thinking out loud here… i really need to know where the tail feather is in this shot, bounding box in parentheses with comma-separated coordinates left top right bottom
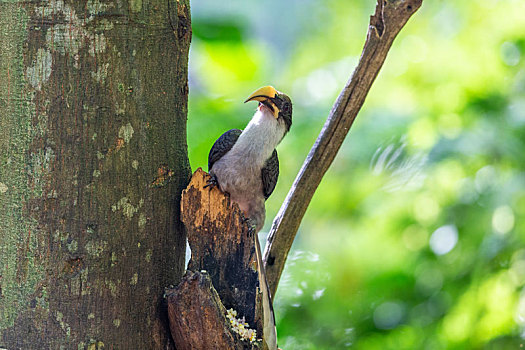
(254, 233, 278, 350)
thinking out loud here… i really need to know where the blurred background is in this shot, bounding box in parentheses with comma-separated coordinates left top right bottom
(187, 0, 525, 348)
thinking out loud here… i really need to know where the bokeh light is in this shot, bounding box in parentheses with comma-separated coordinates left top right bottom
(429, 225, 458, 256)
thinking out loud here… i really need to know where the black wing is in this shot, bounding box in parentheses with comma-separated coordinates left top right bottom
(261, 149, 279, 200)
(208, 129, 242, 171)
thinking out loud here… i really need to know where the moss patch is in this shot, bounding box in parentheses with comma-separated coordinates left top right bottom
(0, 4, 46, 330)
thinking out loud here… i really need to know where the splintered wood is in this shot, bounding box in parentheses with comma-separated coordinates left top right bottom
(166, 271, 245, 350)
(167, 168, 263, 349)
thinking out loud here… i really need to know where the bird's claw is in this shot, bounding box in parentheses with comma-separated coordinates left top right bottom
(204, 174, 219, 190)
(243, 217, 257, 234)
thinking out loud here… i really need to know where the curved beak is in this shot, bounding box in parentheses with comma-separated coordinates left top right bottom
(244, 86, 279, 118)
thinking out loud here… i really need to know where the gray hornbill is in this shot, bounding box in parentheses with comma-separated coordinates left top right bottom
(207, 85, 292, 232)
(206, 85, 292, 350)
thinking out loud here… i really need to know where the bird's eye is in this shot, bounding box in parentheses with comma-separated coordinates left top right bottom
(281, 102, 291, 114)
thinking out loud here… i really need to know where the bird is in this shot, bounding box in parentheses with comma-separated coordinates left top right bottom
(207, 85, 292, 232)
(206, 85, 292, 350)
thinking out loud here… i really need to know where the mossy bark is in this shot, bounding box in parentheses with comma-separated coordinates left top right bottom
(0, 0, 191, 348)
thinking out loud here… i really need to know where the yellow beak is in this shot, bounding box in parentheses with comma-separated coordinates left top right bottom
(244, 85, 279, 118)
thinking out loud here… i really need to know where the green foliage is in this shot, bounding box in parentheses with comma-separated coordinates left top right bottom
(189, 0, 525, 348)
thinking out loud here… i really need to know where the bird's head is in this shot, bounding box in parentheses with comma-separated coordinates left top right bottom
(244, 85, 292, 132)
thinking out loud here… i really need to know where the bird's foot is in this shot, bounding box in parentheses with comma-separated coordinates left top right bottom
(243, 217, 258, 234)
(204, 174, 219, 190)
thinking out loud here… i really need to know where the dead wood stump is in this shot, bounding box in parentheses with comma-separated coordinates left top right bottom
(166, 168, 263, 349)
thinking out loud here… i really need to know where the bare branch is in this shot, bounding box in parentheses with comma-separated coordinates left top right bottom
(263, 0, 424, 297)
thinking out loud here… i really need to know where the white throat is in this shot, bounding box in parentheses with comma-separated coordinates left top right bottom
(230, 108, 285, 166)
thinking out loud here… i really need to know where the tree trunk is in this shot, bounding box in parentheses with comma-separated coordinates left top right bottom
(0, 0, 191, 348)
